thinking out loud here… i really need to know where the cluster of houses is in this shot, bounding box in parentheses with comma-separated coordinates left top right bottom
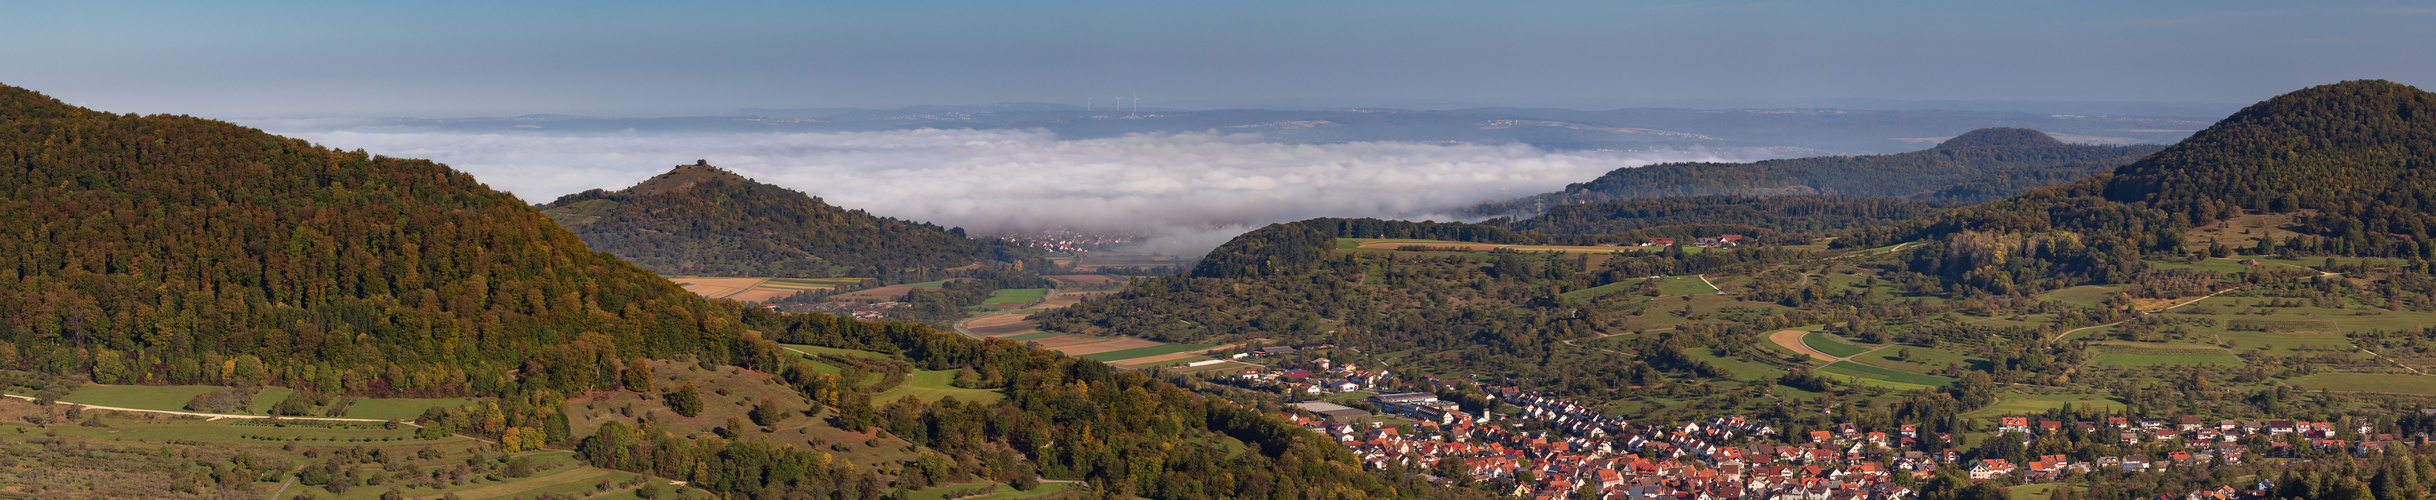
(1632, 235, 1745, 248)
(1990, 416, 2406, 456)
(1232, 357, 1395, 396)
(1279, 379, 2401, 500)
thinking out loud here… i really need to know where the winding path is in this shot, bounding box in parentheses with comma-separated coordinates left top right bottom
(2048, 286, 2241, 342)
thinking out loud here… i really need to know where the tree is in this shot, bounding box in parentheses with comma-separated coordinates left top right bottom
(623, 361, 654, 392)
(666, 383, 702, 417)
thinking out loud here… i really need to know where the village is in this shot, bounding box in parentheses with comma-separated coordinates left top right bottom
(1216, 357, 2427, 500)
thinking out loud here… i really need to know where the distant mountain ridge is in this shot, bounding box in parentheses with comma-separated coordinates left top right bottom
(1474, 127, 2165, 216)
(538, 162, 1016, 281)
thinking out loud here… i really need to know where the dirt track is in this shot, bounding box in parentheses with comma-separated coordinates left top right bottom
(1770, 330, 1840, 362)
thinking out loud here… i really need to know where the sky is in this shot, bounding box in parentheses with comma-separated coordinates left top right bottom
(7, 1, 2433, 118)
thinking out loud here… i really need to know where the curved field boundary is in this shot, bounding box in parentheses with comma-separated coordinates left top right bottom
(1770, 330, 1840, 363)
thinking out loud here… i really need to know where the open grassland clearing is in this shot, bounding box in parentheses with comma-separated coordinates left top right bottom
(41, 414, 435, 446)
(1562, 275, 1716, 301)
(909, 482, 1075, 500)
(2287, 372, 2436, 394)
(570, 358, 925, 470)
(1000, 331, 1061, 341)
(1686, 348, 1786, 380)
(0, 399, 674, 500)
(2087, 342, 2243, 367)
(1613, 294, 1791, 331)
(877, 369, 1005, 404)
(1802, 331, 1877, 358)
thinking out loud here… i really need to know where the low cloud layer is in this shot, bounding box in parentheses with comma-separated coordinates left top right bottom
(269, 127, 1760, 254)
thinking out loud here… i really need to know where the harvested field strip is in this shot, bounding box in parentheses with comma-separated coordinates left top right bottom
(1055, 338, 1164, 355)
(1026, 335, 1108, 348)
(1822, 361, 1955, 387)
(968, 318, 1039, 336)
(1001, 332, 1061, 341)
(1801, 331, 1874, 358)
(1080, 343, 1215, 362)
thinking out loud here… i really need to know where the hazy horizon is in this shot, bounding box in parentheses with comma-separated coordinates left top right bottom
(9, 2, 2430, 118)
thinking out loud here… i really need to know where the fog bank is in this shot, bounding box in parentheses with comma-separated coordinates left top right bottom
(272, 128, 1765, 254)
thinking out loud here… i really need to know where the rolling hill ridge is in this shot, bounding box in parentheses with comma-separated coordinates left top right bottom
(539, 161, 1026, 282)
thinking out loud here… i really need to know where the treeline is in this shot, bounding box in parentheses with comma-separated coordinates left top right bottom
(1491, 195, 1956, 240)
(539, 166, 1045, 282)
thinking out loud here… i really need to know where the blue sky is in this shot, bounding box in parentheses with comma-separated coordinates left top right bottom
(7, 0, 2432, 117)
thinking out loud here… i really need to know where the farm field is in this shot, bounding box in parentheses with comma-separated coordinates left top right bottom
(980, 288, 1048, 307)
(666, 276, 871, 303)
(1079, 343, 1219, 362)
(1802, 331, 1876, 358)
(1071, 252, 1181, 272)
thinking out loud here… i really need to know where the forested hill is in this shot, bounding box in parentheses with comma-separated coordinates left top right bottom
(1850, 80, 2436, 294)
(1475, 127, 2164, 215)
(1926, 81, 2436, 244)
(539, 163, 1018, 281)
(0, 84, 1465, 499)
(0, 84, 740, 393)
